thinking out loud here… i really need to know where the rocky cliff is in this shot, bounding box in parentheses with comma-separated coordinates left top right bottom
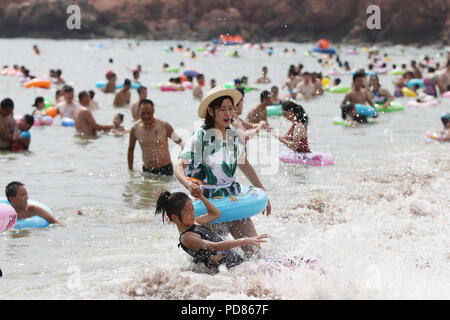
(0, 0, 448, 45)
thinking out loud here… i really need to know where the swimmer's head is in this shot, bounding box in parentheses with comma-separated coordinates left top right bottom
(0, 98, 14, 116)
(282, 100, 308, 128)
(32, 96, 45, 109)
(441, 113, 450, 127)
(5, 181, 28, 209)
(137, 85, 147, 98)
(155, 191, 192, 225)
(19, 114, 34, 131)
(123, 78, 131, 89)
(113, 113, 124, 127)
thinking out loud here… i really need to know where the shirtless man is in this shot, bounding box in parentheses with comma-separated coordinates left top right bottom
(5, 181, 58, 224)
(114, 79, 131, 107)
(437, 60, 450, 95)
(296, 72, 316, 100)
(102, 71, 117, 93)
(73, 104, 112, 136)
(127, 99, 185, 176)
(411, 60, 422, 79)
(256, 66, 271, 84)
(193, 74, 205, 99)
(340, 72, 376, 122)
(130, 86, 147, 121)
(246, 90, 272, 124)
(78, 90, 96, 111)
(56, 86, 79, 119)
(0, 98, 21, 151)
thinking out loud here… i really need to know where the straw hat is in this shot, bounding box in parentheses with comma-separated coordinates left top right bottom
(197, 85, 242, 119)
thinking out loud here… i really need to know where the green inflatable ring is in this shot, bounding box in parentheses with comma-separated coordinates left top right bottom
(330, 86, 351, 93)
(266, 104, 282, 117)
(374, 101, 404, 113)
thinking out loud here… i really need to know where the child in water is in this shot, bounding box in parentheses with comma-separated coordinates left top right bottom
(155, 189, 269, 274)
(111, 113, 128, 133)
(439, 113, 450, 142)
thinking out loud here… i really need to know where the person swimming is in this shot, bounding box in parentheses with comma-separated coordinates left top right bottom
(155, 190, 269, 274)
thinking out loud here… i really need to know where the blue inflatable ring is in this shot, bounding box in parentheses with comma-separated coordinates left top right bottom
(191, 186, 268, 224)
(407, 79, 424, 88)
(313, 47, 336, 54)
(355, 104, 377, 118)
(62, 117, 75, 127)
(96, 81, 140, 90)
(0, 199, 53, 229)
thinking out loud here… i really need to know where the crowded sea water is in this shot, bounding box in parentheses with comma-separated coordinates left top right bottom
(0, 38, 449, 299)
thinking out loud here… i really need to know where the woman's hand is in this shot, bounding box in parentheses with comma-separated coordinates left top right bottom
(188, 179, 203, 198)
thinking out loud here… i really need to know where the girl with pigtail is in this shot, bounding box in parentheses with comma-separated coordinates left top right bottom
(155, 185, 269, 273)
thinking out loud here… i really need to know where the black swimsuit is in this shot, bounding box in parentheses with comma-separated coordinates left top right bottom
(142, 163, 173, 176)
(178, 225, 244, 272)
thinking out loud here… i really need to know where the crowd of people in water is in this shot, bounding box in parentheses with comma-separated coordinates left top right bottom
(1, 41, 450, 274)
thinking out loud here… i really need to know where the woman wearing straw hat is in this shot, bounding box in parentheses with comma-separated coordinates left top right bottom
(174, 85, 271, 257)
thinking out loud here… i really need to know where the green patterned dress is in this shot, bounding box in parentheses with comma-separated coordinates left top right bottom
(180, 126, 246, 198)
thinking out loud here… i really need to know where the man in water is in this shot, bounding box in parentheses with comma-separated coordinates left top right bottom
(437, 60, 450, 95)
(0, 98, 21, 151)
(256, 66, 271, 84)
(102, 71, 116, 93)
(56, 85, 79, 119)
(127, 99, 185, 176)
(73, 102, 113, 136)
(114, 79, 131, 107)
(193, 74, 205, 99)
(340, 72, 376, 123)
(130, 86, 147, 121)
(246, 90, 272, 124)
(5, 181, 59, 224)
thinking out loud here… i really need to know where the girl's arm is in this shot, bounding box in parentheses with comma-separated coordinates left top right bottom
(182, 232, 269, 253)
(271, 123, 305, 151)
(194, 194, 221, 226)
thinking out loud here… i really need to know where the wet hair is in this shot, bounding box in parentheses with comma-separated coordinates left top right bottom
(334, 78, 341, 85)
(78, 90, 89, 101)
(56, 69, 62, 77)
(139, 98, 154, 108)
(282, 100, 309, 128)
(5, 181, 24, 202)
(23, 114, 34, 127)
(133, 70, 139, 78)
(115, 113, 124, 121)
(63, 85, 74, 93)
(203, 95, 234, 130)
(137, 85, 147, 94)
(155, 191, 190, 223)
(123, 79, 131, 86)
(89, 90, 95, 99)
(260, 90, 271, 102)
(55, 89, 62, 98)
(1, 98, 14, 110)
(352, 72, 364, 82)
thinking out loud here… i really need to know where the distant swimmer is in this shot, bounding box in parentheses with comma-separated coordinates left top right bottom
(295, 72, 316, 100)
(5, 181, 59, 224)
(56, 85, 80, 119)
(111, 113, 128, 133)
(130, 86, 147, 121)
(114, 79, 131, 107)
(256, 66, 271, 84)
(369, 75, 394, 108)
(193, 74, 205, 100)
(439, 113, 450, 142)
(340, 72, 376, 123)
(73, 100, 112, 136)
(33, 44, 40, 55)
(437, 60, 450, 95)
(266, 101, 311, 153)
(127, 99, 185, 176)
(102, 71, 116, 93)
(0, 98, 23, 151)
(246, 90, 272, 124)
(78, 90, 98, 111)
